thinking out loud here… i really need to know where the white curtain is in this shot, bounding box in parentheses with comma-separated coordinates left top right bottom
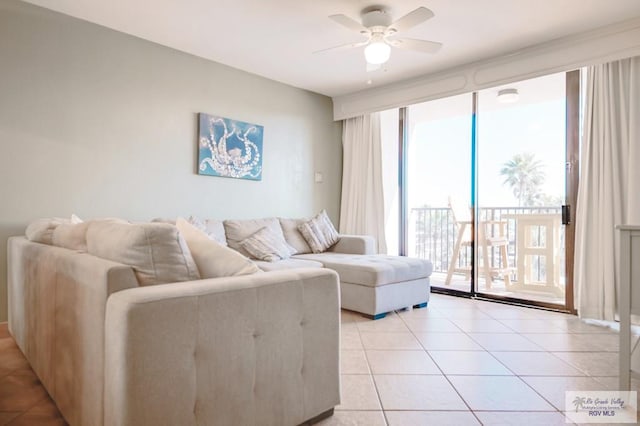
(575, 56, 640, 320)
(340, 113, 387, 254)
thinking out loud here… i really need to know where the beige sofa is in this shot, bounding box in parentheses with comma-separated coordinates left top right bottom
(7, 215, 432, 425)
(8, 233, 340, 426)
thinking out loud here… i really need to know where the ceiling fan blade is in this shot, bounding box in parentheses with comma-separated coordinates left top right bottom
(389, 7, 434, 32)
(313, 40, 369, 54)
(329, 14, 369, 33)
(388, 38, 442, 54)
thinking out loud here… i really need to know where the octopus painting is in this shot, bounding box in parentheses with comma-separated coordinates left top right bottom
(198, 113, 263, 180)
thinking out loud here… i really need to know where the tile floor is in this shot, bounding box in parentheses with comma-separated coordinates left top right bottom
(319, 293, 640, 426)
(1, 293, 639, 425)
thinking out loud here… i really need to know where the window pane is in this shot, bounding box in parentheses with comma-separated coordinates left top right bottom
(476, 72, 566, 305)
(407, 93, 473, 292)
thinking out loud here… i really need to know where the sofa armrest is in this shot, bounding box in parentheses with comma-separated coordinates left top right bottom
(7, 236, 139, 426)
(328, 234, 376, 255)
(104, 268, 341, 426)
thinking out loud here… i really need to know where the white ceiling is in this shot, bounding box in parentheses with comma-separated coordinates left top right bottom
(23, 0, 640, 97)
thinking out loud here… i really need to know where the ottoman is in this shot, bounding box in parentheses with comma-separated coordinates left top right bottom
(293, 254, 433, 319)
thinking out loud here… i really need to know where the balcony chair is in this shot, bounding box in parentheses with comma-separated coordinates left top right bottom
(445, 198, 514, 289)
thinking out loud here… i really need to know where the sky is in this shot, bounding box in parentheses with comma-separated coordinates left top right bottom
(406, 85, 566, 210)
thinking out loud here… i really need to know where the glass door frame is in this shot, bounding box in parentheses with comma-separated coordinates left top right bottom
(399, 70, 580, 313)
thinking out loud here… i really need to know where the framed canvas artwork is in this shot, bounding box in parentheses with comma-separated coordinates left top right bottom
(198, 112, 263, 181)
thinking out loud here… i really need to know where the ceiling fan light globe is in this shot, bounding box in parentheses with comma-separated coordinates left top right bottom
(364, 41, 391, 65)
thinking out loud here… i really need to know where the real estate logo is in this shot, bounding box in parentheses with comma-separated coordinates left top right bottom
(565, 391, 637, 423)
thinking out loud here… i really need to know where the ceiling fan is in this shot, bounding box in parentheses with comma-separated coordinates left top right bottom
(316, 6, 442, 69)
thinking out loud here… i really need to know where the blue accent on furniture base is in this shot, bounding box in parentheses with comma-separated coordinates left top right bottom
(370, 313, 387, 320)
(413, 302, 428, 309)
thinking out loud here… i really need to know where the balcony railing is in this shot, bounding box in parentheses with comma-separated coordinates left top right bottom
(410, 206, 564, 283)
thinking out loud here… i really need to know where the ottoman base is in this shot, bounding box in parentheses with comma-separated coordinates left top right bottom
(340, 277, 430, 318)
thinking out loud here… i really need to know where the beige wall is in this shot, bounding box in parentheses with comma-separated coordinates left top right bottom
(0, 1, 343, 321)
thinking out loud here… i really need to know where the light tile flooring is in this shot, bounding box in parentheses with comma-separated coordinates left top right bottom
(1, 294, 639, 425)
(319, 293, 640, 426)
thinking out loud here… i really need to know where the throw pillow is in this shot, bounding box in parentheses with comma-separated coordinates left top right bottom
(297, 210, 340, 253)
(52, 217, 128, 252)
(86, 221, 200, 286)
(278, 217, 312, 254)
(176, 217, 259, 278)
(223, 218, 286, 257)
(52, 222, 90, 252)
(150, 217, 176, 225)
(239, 226, 297, 262)
(188, 216, 228, 246)
(25, 214, 83, 245)
(25, 217, 70, 245)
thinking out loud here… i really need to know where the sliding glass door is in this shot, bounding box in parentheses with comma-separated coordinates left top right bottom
(405, 94, 473, 294)
(400, 71, 579, 310)
(476, 72, 569, 306)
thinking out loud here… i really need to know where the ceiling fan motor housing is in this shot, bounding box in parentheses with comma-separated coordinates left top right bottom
(362, 9, 392, 32)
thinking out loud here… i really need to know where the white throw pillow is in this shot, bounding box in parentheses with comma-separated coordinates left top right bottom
(240, 226, 297, 262)
(176, 217, 260, 278)
(297, 210, 340, 253)
(86, 221, 200, 286)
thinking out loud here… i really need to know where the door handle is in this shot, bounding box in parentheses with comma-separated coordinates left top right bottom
(562, 205, 570, 225)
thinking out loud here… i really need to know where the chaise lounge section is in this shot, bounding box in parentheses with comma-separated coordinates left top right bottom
(224, 215, 433, 319)
(294, 253, 432, 319)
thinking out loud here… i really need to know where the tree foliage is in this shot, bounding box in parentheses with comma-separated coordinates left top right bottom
(500, 153, 545, 206)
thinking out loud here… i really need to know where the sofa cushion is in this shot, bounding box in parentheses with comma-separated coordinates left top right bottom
(150, 217, 176, 225)
(151, 217, 227, 246)
(52, 218, 128, 252)
(253, 258, 324, 272)
(240, 226, 297, 262)
(223, 218, 284, 258)
(297, 210, 339, 253)
(293, 253, 433, 287)
(52, 222, 90, 252)
(279, 218, 312, 254)
(176, 218, 259, 278)
(86, 222, 200, 286)
(25, 217, 71, 245)
(188, 216, 227, 246)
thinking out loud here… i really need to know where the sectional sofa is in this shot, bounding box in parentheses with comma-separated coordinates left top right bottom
(193, 216, 433, 318)
(7, 214, 432, 426)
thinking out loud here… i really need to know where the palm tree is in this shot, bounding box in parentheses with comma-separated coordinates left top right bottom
(500, 153, 545, 206)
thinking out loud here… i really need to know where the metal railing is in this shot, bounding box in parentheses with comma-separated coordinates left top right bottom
(410, 206, 564, 283)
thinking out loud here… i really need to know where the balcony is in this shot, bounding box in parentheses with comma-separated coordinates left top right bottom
(410, 206, 565, 305)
